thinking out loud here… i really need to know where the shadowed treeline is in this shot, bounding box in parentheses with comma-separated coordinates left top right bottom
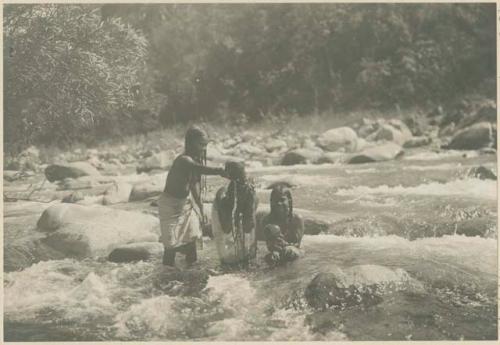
(4, 3, 496, 153)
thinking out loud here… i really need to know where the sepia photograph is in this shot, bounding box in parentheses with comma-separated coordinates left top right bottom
(2, 2, 498, 342)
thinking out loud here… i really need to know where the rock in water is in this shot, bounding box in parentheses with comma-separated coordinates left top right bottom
(152, 267, 211, 296)
(446, 122, 493, 150)
(317, 127, 359, 152)
(37, 203, 160, 258)
(108, 242, 163, 263)
(45, 162, 101, 182)
(468, 166, 497, 180)
(348, 142, 403, 164)
(281, 148, 323, 166)
(403, 136, 432, 148)
(102, 182, 133, 205)
(305, 265, 421, 310)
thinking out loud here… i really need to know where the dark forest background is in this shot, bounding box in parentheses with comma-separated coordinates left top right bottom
(4, 3, 496, 154)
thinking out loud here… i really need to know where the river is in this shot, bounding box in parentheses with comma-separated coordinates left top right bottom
(3, 149, 497, 341)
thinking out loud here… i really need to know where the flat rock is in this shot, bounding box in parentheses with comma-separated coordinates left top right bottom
(37, 203, 160, 258)
(348, 142, 403, 164)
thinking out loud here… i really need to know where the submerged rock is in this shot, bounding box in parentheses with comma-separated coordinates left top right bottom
(305, 265, 421, 310)
(152, 267, 212, 296)
(45, 162, 101, 182)
(108, 242, 163, 263)
(37, 203, 160, 258)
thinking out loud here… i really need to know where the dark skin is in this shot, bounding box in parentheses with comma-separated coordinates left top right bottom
(261, 192, 304, 247)
(162, 139, 227, 266)
(165, 140, 226, 216)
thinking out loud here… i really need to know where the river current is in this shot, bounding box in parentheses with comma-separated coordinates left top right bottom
(3, 150, 498, 341)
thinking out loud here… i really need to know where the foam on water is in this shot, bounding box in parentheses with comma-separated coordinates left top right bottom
(404, 150, 480, 161)
(114, 295, 198, 339)
(258, 173, 341, 187)
(336, 178, 496, 200)
(204, 274, 257, 313)
(4, 260, 117, 323)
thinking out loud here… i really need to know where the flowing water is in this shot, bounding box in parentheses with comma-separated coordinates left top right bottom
(3, 150, 498, 341)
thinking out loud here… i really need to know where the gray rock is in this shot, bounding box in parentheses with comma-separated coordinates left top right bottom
(348, 142, 403, 164)
(37, 203, 159, 258)
(371, 120, 413, 146)
(305, 265, 421, 310)
(108, 242, 163, 263)
(129, 181, 163, 201)
(317, 127, 359, 152)
(45, 162, 101, 182)
(403, 136, 432, 148)
(281, 148, 323, 166)
(468, 166, 497, 180)
(446, 122, 493, 150)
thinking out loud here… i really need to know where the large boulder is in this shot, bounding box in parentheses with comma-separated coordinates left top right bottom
(108, 242, 163, 263)
(37, 203, 160, 258)
(305, 265, 421, 310)
(102, 182, 133, 205)
(370, 120, 413, 146)
(446, 122, 494, 150)
(348, 142, 403, 164)
(281, 148, 324, 166)
(317, 127, 359, 152)
(45, 162, 101, 182)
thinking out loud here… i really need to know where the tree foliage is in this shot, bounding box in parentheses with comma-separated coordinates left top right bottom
(4, 4, 496, 152)
(4, 4, 152, 151)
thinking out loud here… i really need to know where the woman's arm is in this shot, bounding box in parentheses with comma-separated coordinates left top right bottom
(181, 155, 225, 176)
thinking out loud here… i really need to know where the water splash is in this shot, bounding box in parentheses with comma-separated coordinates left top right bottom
(336, 178, 496, 200)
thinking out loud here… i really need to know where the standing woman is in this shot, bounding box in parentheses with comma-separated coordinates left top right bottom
(159, 126, 227, 266)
